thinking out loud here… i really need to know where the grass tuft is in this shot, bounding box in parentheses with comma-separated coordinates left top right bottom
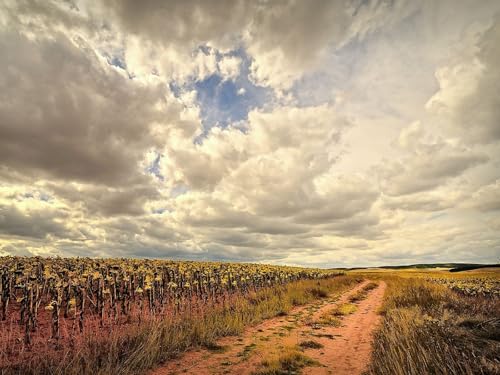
(299, 340, 324, 349)
(253, 345, 320, 375)
(333, 303, 357, 316)
(204, 343, 229, 353)
(307, 287, 329, 298)
(311, 311, 342, 327)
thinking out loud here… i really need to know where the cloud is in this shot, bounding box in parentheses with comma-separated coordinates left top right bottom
(246, 0, 421, 91)
(426, 16, 500, 143)
(102, 0, 250, 49)
(0, 204, 69, 239)
(21, 0, 414, 91)
(294, 174, 379, 224)
(100, 0, 355, 89)
(376, 124, 488, 196)
(45, 183, 160, 217)
(0, 30, 194, 186)
(382, 190, 462, 212)
(218, 55, 242, 81)
(159, 104, 349, 192)
(468, 180, 500, 212)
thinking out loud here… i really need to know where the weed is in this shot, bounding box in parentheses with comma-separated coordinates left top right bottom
(299, 340, 324, 349)
(238, 343, 257, 359)
(205, 343, 229, 353)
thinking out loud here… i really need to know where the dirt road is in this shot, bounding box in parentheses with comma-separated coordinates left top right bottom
(150, 280, 386, 375)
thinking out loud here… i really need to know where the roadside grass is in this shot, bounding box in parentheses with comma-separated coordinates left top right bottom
(366, 275, 500, 375)
(252, 345, 320, 375)
(2, 275, 360, 375)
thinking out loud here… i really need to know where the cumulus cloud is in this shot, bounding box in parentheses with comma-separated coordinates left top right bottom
(0, 30, 194, 186)
(102, 0, 250, 49)
(159, 105, 349, 192)
(376, 123, 488, 196)
(45, 183, 160, 217)
(0, 204, 69, 239)
(8, 0, 413, 91)
(218, 55, 242, 81)
(426, 16, 500, 143)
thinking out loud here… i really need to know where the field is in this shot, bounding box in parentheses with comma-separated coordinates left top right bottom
(0, 256, 344, 374)
(352, 268, 500, 375)
(0, 257, 499, 375)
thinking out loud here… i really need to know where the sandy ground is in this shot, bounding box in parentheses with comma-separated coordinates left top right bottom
(149, 280, 386, 375)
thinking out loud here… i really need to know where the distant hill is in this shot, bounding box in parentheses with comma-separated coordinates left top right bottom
(448, 264, 500, 272)
(334, 263, 499, 272)
(379, 263, 476, 270)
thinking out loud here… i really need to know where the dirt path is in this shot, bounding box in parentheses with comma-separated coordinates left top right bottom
(302, 281, 386, 375)
(149, 280, 386, 375)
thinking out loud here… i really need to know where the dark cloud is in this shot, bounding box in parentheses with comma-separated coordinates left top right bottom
(293, 191, 379, 224)
(46, 183, 160, 216)
(0, 31, 174, 186)
(0, 205, 69, 239)
(211, 232, 269, 248)
(319, 213, 383, 239)
(184, 202, 310, 235)
(103, 0, 251, 47)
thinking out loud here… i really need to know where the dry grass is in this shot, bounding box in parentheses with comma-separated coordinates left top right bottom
(349, 281, 378, 303)
(253, 345, 320, 375)
(312, 311, 342, 327)
(299, 340, 324, 349)
(365, 275, 500, 375)
(333, 303, 357, 316)
(1, 275, 360, 375)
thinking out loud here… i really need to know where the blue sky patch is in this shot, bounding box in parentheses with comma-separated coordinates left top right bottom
(145, 152, 164, 181)
(194, 50, 272, 135)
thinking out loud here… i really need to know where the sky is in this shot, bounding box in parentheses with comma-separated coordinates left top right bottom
(0, 0, 499, 268)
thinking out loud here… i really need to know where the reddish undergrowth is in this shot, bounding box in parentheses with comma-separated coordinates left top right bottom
(1, 293, 235, 368)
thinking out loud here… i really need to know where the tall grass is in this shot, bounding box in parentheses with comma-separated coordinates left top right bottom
(1, 275, 360, 375)
(366, 276, 500, 375)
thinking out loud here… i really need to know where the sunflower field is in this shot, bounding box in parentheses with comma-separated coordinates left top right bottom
(0, 256, 338, 350)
